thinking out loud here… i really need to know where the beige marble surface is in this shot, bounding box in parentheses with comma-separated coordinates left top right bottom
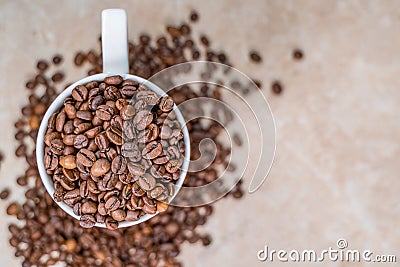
(1, 0, 400, 266)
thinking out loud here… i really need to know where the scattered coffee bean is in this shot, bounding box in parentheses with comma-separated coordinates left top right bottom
(249, 51, 262, 63)
(293, 48, 304, 60)
(0, 188, 10, 200)
(271, 81, 283, 95)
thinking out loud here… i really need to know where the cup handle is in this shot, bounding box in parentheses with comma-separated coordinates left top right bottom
(101, 9, 129, 74)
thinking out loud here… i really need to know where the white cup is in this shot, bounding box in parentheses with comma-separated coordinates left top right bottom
(36, 9, 190, 228)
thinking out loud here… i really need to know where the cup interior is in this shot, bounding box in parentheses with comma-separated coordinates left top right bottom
(36, 73, 190, 228)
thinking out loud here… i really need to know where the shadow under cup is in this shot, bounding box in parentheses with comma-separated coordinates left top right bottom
(36, 73, 191, 228)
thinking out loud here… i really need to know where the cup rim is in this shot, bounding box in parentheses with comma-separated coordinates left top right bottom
(36, 73, 191, 228)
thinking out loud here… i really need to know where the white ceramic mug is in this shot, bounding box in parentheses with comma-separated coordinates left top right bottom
(36, 9, 190, 228)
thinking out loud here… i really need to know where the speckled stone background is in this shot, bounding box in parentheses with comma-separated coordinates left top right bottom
(0, 0, 399, 266)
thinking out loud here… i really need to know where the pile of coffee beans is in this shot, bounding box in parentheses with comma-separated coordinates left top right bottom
(44, 75, 185, 229)
(2, 11, 248, 266)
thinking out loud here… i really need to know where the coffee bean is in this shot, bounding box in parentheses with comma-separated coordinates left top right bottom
(44, 149, 58, 171)
(52, 54, 63, 65)
(121, 85, 137, 97)
(63, 189, 81, 206)
(106, 126, 122, 145)
(105, 217, 119, 230)
(104, 86, 121, 101)
(51, 72, 64, 82)
(142, 203, 157, 214)
(76, 149, 96, 167)
(142, 141, 162, 160)
(76, 110, 93, 121)
(72, 85, 88, 101)
(127, 162, 146, 176)
(6, 202, 19, 215)
(62, 168, 79, 181)
(271, 81, 283, 95)
(96, 105, 114, 121)
(165, 159, 180, 173)
(138, 174, 156, 191)
(249, 51, 262, 63)
(125, 210, 140, 221)
(111, 155, 127, 174)
(0, 188, 10, 199)
(84, 126, 101, 139)
(55, 111, 66, 132)
(59, 155, 77, 169)
(73, 134, 88, 149)
(121, 142, 141, 162)
(293, 49, 304, 60)
(101, 171, 118, 190)
(90, 158, 110, 177)
(132, 182, 146, 197)
(159, 96, 174, 112)
(105, 196, 120, 213)
(149, 184, 166, 199)
(136, 90, 159, 106)
(73, 202, 82, 216)
(36, 60, 49, 71)
(79, 214, 96, 228)
(81, 201, 97, 214)
(133, 110, 153, 131)
(111, 209, 126, 222)
(104, 75, 123, 85)
(94, 132, 109, 152)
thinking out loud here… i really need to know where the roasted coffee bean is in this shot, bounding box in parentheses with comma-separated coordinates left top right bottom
(64, 103, 76, 119)
(159, 96, 174, 112)
(111, 209, 126, 222)
(73, 134, 88, 149)
(94, 132, 109, 152)
(121, 85, 137, 97)
(138, 174, 156, 191)
(79, 214, 96, 228)
(142, 141, 162, 160)
(96, 104, 114, 120)
(73, 202, 82, 216)
(76, 110, 93, 121)
(81, 201, 97, 214)
(153, 155, 169, 165)
(59, 155, 76, 169)
(90, 158, 110, 177)
(84, 126, 101, 139)
(0, 188, 10, 200)
(272, 81, 283, 95)
(104, 86, 121, 100)
(133, 110, 153, 131)
(55, 111, 66, 132)
(165, 159, 180, 173)
(105, 196, 120, 213)
(142, 203, 157, 214)
(132, 182, 146, 197)
(111, 155, 127, 174)
(63, 168, 80, 181)
(127, 162, 146, 176)
(105, 217, 118, 230)
(89, 95, 104, 111)
(101, 171, 118, 190)
(125, 210, 140, 221)
(50, 139, 64, 155)
(121, 142, 141, 161)
(44, 149, 58, 171)
(136, 90, 159, 106)
(63, 189, 81, 206)
(72, 85, 88, 101)
(79, 181, 89, 198)
(104, 75, 123, 85)
(149, 183, 166, 199)
(106, 126, 122, 145)
(73, 122, 92, 134)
